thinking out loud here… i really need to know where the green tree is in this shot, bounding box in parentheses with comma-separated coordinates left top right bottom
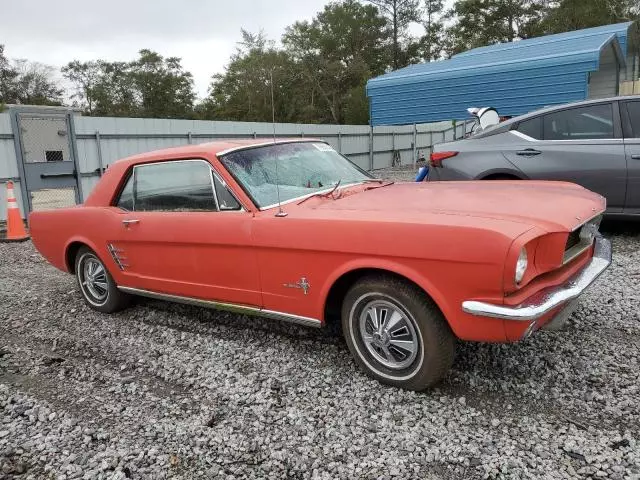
(8, 59, 63, 105)
(199, 33, 306, 123)
(91, 61, 139, 117)
(366, 0, 420, 69)
(445, 0, 546, 56)
(64, 50, 196, 118)
(0, 46, 62, 106)
(420, 0, 445, 61)
(62, 60, 101, 114)
(0, 45, 18, 105)
(130, 49, 196, 119)
(283, 0, 391, 123)
(542, 0, 639, 33)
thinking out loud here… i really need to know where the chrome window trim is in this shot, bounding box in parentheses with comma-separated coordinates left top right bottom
(132, 158, 217, 212)
(120, 158, 245, 213)
(211, 169, 244, 212)
(509, 130, 537, 141)
(117, 286, 322, 328)
(539, 138, 624, 145)
(207, 163, 221, 211)
(508, 130, 625, 144)
(216, 138, 323, 157)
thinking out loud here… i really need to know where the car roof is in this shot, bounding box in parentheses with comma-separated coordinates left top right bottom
(113, 138, 322, 168)
(476, 94, 640, 137)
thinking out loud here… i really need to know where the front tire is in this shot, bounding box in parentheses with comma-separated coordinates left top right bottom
(342, 275, 455, 390)
(75, 246, 129, 313)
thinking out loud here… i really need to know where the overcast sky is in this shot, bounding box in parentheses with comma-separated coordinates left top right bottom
(3, 0, 337, 98)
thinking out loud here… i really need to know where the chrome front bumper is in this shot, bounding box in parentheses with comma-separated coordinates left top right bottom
(462, 236, 612, 322)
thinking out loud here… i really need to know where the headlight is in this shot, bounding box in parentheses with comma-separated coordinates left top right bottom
(515, 248, 528, 284)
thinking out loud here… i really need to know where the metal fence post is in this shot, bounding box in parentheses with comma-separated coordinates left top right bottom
(412, 123, 417, 167)
(9, 110, 31, 216)
(253, 132, 257, 139)
(187, 132, 193, 144)
(95, 131, 104, 176)
(369, 126, 374, 170)
(338, 131, 342, 153)
(391, 131, 396, 167)
(67, 113, 84, 203)
(429, 131, 433, 154)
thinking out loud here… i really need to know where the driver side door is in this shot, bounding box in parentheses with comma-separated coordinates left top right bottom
(109, 158, 262, 307)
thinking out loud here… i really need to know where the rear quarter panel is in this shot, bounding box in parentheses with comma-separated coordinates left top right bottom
(432, 134, 526, 180)
(29, 207, 115, 274)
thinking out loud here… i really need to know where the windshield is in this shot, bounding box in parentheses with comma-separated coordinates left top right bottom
(219, 142, 372, 208)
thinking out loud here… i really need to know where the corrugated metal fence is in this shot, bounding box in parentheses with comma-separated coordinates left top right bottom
(0, 113, 469, 220)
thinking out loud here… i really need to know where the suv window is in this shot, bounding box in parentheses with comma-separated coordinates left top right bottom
(625, 101, 640, 138)
(543, 103, 614, 140)
(515, 117, 542, 139)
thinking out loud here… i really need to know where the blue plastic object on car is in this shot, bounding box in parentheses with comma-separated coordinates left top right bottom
(415, 166, 429, 182)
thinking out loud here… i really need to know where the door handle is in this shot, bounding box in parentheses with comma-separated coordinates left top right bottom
(40, 170, 77, 179)
(516, 149, 541, 156)
(122, 219, 140, 227)
(632, 154, 640, 160)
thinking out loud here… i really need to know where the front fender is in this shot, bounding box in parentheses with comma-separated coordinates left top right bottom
(316, 257, 454, 328)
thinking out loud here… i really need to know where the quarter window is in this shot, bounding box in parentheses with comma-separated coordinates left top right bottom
(117, 174, 134, 211)
(515, 117, 542, 139)
(543, 104, 614, 140)
(212, 174, 241, 210)
(625, 101, 640, 138)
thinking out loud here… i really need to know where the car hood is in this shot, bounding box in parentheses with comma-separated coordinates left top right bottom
(310, 181, 605, 232)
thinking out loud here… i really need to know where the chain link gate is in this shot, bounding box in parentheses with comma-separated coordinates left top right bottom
(11, 109, 82, 214)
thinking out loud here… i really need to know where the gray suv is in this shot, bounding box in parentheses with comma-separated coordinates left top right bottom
(427, 96, 640, 217)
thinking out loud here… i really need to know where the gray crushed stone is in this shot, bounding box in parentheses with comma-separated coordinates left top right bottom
(0, 222, 639, 479)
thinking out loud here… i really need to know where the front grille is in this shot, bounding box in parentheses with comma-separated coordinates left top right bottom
(563, 215, 602, 264)
(565, 230, 581, 251)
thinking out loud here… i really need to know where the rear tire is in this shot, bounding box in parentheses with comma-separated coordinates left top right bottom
(75, 246, 130, 313)
(341, 275, 455, 390)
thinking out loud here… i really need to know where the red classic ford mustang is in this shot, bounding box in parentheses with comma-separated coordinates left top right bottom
(29, 139, 611, 390)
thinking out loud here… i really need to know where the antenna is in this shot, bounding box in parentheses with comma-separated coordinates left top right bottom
(271, 69, 287, 217)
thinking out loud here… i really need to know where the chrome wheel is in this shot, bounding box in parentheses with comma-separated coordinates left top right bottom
(358, 299, 419, 370)
(78, 254, 109, 306)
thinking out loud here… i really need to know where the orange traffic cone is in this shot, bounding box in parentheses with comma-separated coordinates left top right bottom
(4, 181, 29, 241)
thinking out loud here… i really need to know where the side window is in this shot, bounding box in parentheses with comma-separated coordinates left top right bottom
(515, 117, 542, 139)
(117, 175, 134, 211)
(543, 104, 614, 140)
(625, 101, 640, 138)
(212, 173, 241, 211)
(134, 160, 217, 212)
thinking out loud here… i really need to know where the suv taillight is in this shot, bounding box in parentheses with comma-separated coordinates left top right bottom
(429, 151, 458, 167)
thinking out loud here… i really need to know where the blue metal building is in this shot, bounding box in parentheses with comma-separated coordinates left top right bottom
(367, 22, 639, 126)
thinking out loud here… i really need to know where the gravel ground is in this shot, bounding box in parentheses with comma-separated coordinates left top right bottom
(1, 220, 639, 479)
(373, 164, 425, 182)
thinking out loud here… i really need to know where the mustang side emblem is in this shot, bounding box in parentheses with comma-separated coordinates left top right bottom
(283, 277, 311, 295)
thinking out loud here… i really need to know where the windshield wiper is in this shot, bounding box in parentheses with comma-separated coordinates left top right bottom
(297, 179, 342, 205)
(364, 180, 394, 191)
